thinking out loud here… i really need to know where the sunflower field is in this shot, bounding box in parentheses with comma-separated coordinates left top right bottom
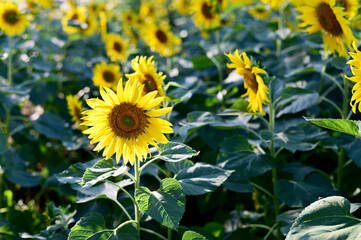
(3, 0, 361, 239)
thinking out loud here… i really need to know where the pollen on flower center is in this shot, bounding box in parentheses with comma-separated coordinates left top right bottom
(3, 10, 19, 24)
(113, 41, 122, 53)
(316, 3, 343, 36)
(108, 103, 148, 139)
(155, 30, 168, 43)
(102, 71, 115, 83)
(142, 74, 158, 93)
(201, 2, 214, 19)
(243, 69, 258, 94)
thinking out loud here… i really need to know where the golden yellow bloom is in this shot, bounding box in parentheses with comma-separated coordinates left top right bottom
(346, 42, 361, 113)
(123, 10, 136, 26)
(336, 0, 359, 19)
(79, 17, 97, 37)
(261, 0, 285, 9)
(104, 33, 128, 62)
(37, 0, 53, 8)
(231, 0, 253, 4)
(171, 0, 192, 15)
(66, 95, 87, 131)
(126, 56, 166, 97)
(191, 0, 221, 29)
(142, 22, 181, 57)
(225, 50, 269, 115)
(297, 0, 356, 57)
(82, 80, 173, 165)
(248, 5, 270, 20)
(0, 2, 28, 36)
(92, 62, 122, 90)
(61, 6, 86, 35)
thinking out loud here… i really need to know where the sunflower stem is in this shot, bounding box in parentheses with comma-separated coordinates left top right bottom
(167, 228, 172, 240)
(134, 157, 141, 234)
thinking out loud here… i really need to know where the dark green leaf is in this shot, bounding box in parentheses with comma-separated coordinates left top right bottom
(176, 163, 233, 195)
(230, 98, 249, 112)
(0, 130, 7, 155)
(219, 135, 252, 153)
(165, 160, 194, 174)
(191, 56, 215, 70)
(114, 224, 139, 240)
(156, 142, 199, 162)
(330, 57, 347, 70)
(277, 209, 302, 235)
(286, 196, 361, 240)
(182, 231, 207, 240)
(273, 127, 319, 153)
(306, 118, 361, 138)
(135, 178, 185, 230)
(76, 181, 121, 204)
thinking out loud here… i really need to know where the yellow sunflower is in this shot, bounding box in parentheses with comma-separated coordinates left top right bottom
(248, 4, 271, 20)
(297, 0, 356, 57)
(104, 33, 128, 63)
(142, 22, 181, 57)
(37, 0, 53, 8)
(346, 42, 361, 113)
(123, 10, 136, 26)
(82, 80, 173, 165)
(126, 56, 166, 97)
(336, 0, 359, 19)
(0, 2, 28, 36)
(79, 17, 98, 37)
(61, 6, 86, 35)
(225, 50, 270, 115)
(191, 0, 221, 29)
(66, 95, 87, 131)
(261, 0, 286, 9)
(171, 0, 192, 15)
(92, 62, 122, 90)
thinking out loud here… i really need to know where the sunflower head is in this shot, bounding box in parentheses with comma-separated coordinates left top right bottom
(61, 6, 87, 35)
(346, 42, 361, 113)
(104, 33, 129, 62)
(225, 50, 269, 115)
(82, 79, 173, 165)
(336, 0, 359, 19)
(248, 4, 270, 20)
(191, 0, 221, 29)
(0, 2, 28, 36)
(66, 95, 87, 131)
(126, 56, 166, 97)
(92, 62, 122, 90)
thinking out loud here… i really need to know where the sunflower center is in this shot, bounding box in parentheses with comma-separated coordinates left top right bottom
(201, 2, 214, 19)
(102, 70, 115, 83)
(108, 103, 147, 139)
(113, 41, 122, 53)
(316, 3, 343, 36)
(155, 30, 168, 43)
(70, 13, 78, 20)
(244, 69, 258, 94)
(126, 15, 132, 21)
(3, 10, 19, 24)
(142, 74, 158, 93)
(74, 106, 83, 122)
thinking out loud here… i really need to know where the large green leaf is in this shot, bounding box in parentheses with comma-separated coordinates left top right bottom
(68, 213, 139, 240)
(286, 196, 361, 240)
(135, 178, 185, 230)
(182, 231, 207, 240)
(165, 160, 194, 174)
(306, 118, 361, 138)
(175, 163, 233, 195)
(82, 159, 128, 187)
(155, 142, 199, 162)
(76, 181, 120, 204)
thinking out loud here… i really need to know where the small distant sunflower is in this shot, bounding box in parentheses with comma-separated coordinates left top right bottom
(126, 56, 166, 97)
(37, 0, 53, 8)
(261, 0, 285, 9)
(248, 4, 270, 20)
(66, 95, 87, 131)
(172, 0, 192, 15)
(142, 22, 181, 57)
(225, 50, 269, 115)
(79, 17, 97, 37)
(104, 33, 128, 62)
(92, 62, 122, 89)
(191, 0, 221, 29)
(82, 80, 173, 165)
(123, 10, 136, 26)
(61, 6, 86, 35)
(0, 2, 28, 36)
(297, 0, 356, 57)
(346, 42, 361, 113)
(336, 0, 359, 19)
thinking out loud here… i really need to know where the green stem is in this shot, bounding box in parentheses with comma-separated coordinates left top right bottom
(139, 157, 159, 173)
(318, 96, 343, 118)
(249, 181, 273, 199)
(115, 220, 137, 231)
(167, 228, 172, 240)
(134, 157, 141, 233)
(268, 103, 281, 240)
(105, 180, 137, 206)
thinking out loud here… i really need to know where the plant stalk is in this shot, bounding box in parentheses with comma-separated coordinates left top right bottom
(134, 157, 141, 233)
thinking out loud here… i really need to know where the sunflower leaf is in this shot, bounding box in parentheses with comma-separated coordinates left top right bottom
(157, 142, 199, 162)
(182, 231, 207, 240)
(286, 196, 361, 240)
(305, 118, 361, 138)
(135, 178, 185, 230)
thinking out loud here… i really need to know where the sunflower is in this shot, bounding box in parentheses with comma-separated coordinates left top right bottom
(79, 17, 98, 37)
(248, 4, 270, 20)
(142, 22, 181, 57)
(92, 62, 122, 90)
(297, 0, 356, 57)
(171, 0, 192, 15)
(261, 0, 285, 9)
(37, 0, 53, 8)
(336, 0, 359, 19)
(191, 0, 221, 29)
(61, 6, 86, 35)
(346, 42, 361, 113)
(82, 79, 173, 165)
(104, 33, 128, 62)
(66, 95, 87, 131)
(126, 56, 166, 97)
(122, 10, 136, 26)
(0, 2, 28, 36)
(225, 50, 269, 115)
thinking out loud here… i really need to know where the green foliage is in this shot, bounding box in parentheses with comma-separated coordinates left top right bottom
(306, 118, 361, 138)
(182, 231, 207, 240)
